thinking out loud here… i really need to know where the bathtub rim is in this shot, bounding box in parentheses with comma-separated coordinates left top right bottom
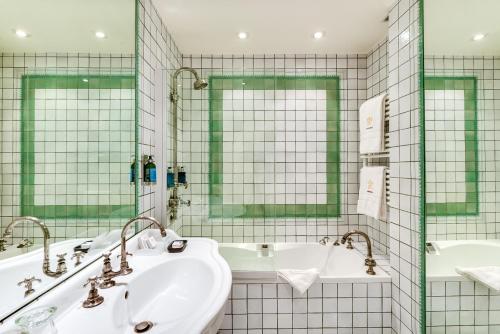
(219, 242, 391, 284)
(426, 239, 500, 281)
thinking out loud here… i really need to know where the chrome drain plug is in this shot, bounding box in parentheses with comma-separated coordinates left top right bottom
(134, 321, 154, 333)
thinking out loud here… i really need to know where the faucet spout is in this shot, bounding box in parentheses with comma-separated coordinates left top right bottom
(2, 216, 66, 277)
(341, 230, 376, 275)
(119, 216, 166, 275)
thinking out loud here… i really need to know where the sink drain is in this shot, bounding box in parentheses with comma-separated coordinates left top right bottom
(134, 321, 154, 333)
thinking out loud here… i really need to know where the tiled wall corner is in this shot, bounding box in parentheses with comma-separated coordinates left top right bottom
(136, 0, 183, 231)
(387, 0, 423, 333)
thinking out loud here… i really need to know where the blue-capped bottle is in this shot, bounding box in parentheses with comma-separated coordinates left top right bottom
(143, 155, 157, 185)
(167, 167, 174, 188)
(178, 166, 187, 185)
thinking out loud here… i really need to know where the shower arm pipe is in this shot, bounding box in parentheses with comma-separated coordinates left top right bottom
(171, 67, 202, 97)
(169, 67, 204, 183)
(168, 67, 207, 221)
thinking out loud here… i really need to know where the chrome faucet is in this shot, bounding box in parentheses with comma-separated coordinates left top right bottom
(2, 216, 67, 278)
(341, 230, 377, 275)
(119, 216, 167, 275)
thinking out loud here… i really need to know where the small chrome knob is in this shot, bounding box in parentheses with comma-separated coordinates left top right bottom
(0, 238, 7, 252)
(17, 276, 42, 297)
(71, 251, 85, 266)
(319, 237, 330, 245)
(83, 276, 104, 308)
(100, 252, 119, 289)
(56, 253, 67, 274)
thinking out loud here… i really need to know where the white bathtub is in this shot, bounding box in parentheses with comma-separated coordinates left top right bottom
(219, 242, 390, 283)
(426, 239, 500, 280)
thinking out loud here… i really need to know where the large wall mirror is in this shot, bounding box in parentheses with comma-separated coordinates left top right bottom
(424, 0, 500, 332)
(0, 0, 136, 320)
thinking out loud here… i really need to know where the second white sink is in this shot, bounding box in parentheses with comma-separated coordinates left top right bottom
(122, 257, 215, 326)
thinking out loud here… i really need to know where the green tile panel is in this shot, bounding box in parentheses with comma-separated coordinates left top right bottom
(208, 75, 341, 218)
(424, 76, 479, 216)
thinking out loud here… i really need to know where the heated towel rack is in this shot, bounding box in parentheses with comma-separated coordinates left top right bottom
(360, 95, 390, 163)
(360, 95, 390, 204)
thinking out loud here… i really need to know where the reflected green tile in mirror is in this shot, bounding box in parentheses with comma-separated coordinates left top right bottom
(21, 75, 135, 219)
(424, 76, 478, 216)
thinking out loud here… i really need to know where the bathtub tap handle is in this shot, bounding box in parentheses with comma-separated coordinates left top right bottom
(365, 257, 377, 275)
(333, 239, 340, 246)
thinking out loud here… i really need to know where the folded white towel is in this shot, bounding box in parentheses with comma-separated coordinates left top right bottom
(277, 269, 320, 294)
(357, 166, 387, 220)
(359, 93, 388, 154)
(456, 266, 500, 292)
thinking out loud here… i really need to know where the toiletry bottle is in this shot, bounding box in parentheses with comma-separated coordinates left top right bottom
(178, 166, 187, 184)
(167, 167, 174, 188)
(143, 155, 157, 184)
(130, 156, 136, 184)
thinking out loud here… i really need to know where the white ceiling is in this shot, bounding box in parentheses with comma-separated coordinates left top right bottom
(425, 0, 500, 56)
(152, 0, 394, 55)
(0, 0, 135, 54)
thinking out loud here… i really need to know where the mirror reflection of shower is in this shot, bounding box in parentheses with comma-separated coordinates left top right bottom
(168, 67, 208, 222)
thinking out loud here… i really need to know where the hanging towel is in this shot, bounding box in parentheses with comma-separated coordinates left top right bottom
(357, 166, 387, 220)
(277, 268, 320, 294)
(456, 266, 500, 292)
(359, 93, 388, 154)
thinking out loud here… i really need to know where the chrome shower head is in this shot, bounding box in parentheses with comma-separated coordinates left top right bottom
(193, 78, 208, 90)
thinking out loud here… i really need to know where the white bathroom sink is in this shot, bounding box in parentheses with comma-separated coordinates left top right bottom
(3, 231, 232, 334)
(123, 257, 215, 326)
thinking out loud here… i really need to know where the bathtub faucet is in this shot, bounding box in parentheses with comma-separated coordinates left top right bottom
(341, 230, 376, 275)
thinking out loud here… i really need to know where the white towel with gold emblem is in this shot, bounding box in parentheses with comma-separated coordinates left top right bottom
(359, 93, 388, 154)
(357, 166, 387, 220)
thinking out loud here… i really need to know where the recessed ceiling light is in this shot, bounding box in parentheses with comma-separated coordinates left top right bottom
(472, 33, 486, 41)
(15, 29, 28, 38)
(313, 31, 324, 39)
(238, 32, 248, 40)
(82, 78, 89, 82)
(95, 31, 106, 39)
